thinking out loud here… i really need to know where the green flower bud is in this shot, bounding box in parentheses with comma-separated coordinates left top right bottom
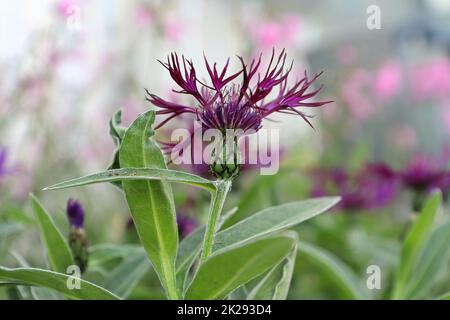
(68, 228, 89, 274)
(210, 136, 240, 179)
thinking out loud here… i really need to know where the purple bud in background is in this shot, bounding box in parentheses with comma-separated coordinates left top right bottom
(66, 199, 84, 229)
(0, 148, 10, 179)
(177, 214, 198, 239)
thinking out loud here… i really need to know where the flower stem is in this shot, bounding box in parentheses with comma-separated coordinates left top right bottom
(200, 179, 232, 263)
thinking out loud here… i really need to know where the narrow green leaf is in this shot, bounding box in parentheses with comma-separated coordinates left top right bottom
(247, 244, 297, 300)
(30, 194, 74, 274)
(43, 168, 215, 192)
(297, 240, 367, 299)
(2, 208, 35, 225)
(89, 244, 143, 268)
(119, 110, 179, 300)
(214, 197, 340, 252)
(185, 233, 297, 300)
(222, 174, 281, 229)
(103, 250, 150, 299)
(175, 208, 238, 293)
(31, 287, 61, 300)
(228, 286, 249, 300)
(176, 226, 205, 292)
(109, 109, 127, 145)
(107, 109, 128, 189)
(10, 250, 63, 300)
(0, 267, 119, 300)
(175, 197, 339, 293)
(404, 221, 450, 299)
(393, 191, 442, 299)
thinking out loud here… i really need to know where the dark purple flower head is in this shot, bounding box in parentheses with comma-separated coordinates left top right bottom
(400, 154, 446, 192)
(309, 163, 399, 212)
(177, 214, 198, 239)
(66, 199, 84, 229)
(147, 49, 331, 132)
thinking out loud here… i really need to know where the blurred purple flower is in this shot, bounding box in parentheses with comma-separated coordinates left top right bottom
(399, 154, 447, 192)
(0, 148, 13, 181)
(310, 163, 399, 212)
(147, 49, 331, 132)
(67, 199, 84, 229)
(177, 214, 198, 239)
(0, 148, 8, 178)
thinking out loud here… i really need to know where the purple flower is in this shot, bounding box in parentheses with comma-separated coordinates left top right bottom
(0, 148, 10, 179)
(146, 49, 331, 132)
(309, 163, 399, 212)
(66, 199, 84, 229)
(399, 154, 447, 192)
(177, 214, 198, 239)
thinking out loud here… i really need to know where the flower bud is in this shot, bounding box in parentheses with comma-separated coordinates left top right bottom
(66, 199, 89, 273)
(210, 136, 240, 179)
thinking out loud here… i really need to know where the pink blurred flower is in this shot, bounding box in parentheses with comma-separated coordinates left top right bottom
(135, 5, 153, 27)
(164, 17, 183, 43)
(249, 15, 301, 49)
(373, 61, 402, 101)
(409, 57, 450, 101)
(56, 0, 78, 18)
(341, 69, 374, 120)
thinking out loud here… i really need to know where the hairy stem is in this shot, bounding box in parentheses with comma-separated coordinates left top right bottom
(200, 179, 232, 263)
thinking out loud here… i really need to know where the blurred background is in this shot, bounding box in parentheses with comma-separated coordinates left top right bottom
(1, 0, 450, 299)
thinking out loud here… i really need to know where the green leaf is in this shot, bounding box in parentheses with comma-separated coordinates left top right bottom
(175, 197, 339, 293)
(175, 208, 238, 293)
(107, 109, 128, 189)
(176, 226, 205, 292)
(9, 250, 63, 300)
(119, 110, 179, 300)
(393, 191, 442, 299)
(297, 240, 367, 299)
(2, 208, 35, 225)
(43, 168, 215, 192)
(222, 174, 281, 229)
(30, 287, 62, 300)
(0, 267, 119, 300)
(185, 232, 297, 300)
(30, 194, 74, 274)
(89, 244, 143, 268)
(214, 197, 340, 252)
(247, 244, 297, 300)
(404, 221, 450, 299)
(103, 250, 150, 299)
(109, 109, 127, 146)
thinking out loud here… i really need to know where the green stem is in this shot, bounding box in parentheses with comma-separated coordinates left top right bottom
(200, 179, 232, 263)
(165, 273, 179, 300)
